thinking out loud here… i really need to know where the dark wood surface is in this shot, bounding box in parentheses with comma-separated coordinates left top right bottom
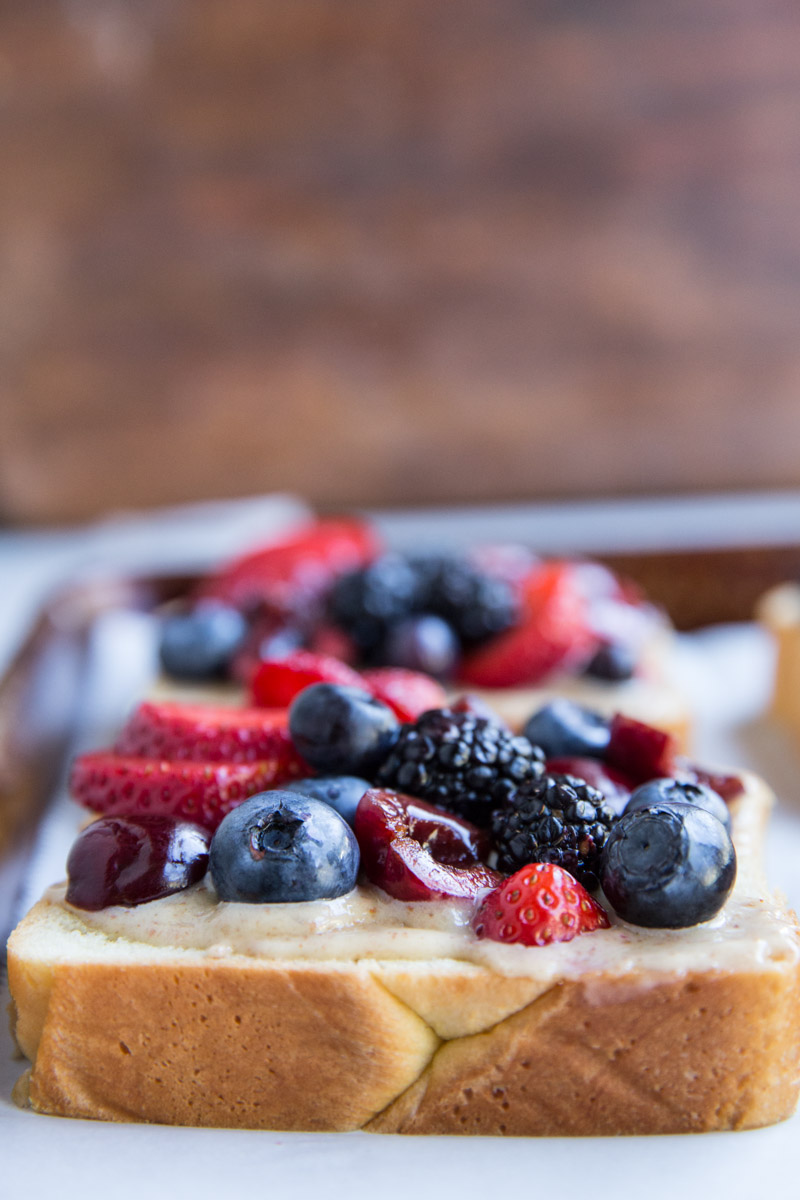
(2, 1, 800, 523)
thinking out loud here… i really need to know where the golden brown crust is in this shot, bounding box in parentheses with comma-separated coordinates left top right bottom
(9, 941, 800, 1134)
(10, 955, 440, 1130)
(367, 970, 800, 1135)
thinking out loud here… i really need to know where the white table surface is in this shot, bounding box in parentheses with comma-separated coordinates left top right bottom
(3, 494, 800, 1199)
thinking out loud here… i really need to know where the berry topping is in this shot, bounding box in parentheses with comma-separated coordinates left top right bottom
(691, 767, 744, 805)
(327, 552, 517, 662)
(280, 775, 371, 827)
(202, 518, 379, 616)
(354, 788, 499, 901)
(327, 554, 425, 660)
(522, 699, 611, 760)
(159, 602, 247, 682)
(449, 694, 512, 729)
(250, 650, 366, 708)
(209, 791, 359, 903)
(376, 707, 545, 825)
(473, 863, 610, 947)
(605, 713, 678, 783)
(70, 753, 303, 831)
(458, 562, 598, 688)
(408, 556, 518, 646)
(288, 684, 399, 775)
(600, 802, 736, 928)
(624, 778, 731, 833)
(545, 756, 633, 813)
(66, 815, 210, 910)
(491, 773, 617, 890)
(583, 641, 637, 682)
(360, 667, 448, 723)
(115, 702, 308, 772)
(381, 614, 460, 678)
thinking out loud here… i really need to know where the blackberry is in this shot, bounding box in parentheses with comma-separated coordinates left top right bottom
(327, 552, 519, 663)
(375, 708, 545, 825)
(492, 774, 617, 890)
(409, 556, 518, 645)
(327, 555, 423, 660)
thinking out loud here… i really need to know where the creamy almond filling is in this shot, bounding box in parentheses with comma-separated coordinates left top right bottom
(55, 776, 800, 980)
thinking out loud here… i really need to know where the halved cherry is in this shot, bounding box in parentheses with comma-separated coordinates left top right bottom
(354, 788, 500, 901)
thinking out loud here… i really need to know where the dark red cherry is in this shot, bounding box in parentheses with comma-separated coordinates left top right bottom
(354, 788, 500, 901)
(66, 814, 210, 910)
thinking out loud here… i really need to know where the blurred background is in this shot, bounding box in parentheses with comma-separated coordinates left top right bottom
(2, 0, 800, 525)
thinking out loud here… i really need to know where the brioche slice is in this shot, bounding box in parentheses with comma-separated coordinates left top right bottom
(8, 771, 800, 1135)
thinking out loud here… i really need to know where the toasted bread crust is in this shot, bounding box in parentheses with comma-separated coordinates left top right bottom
(9, 941, 800, 1134)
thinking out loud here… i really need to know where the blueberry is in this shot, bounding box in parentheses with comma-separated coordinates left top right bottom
(382, 614, 460, 678)
(289, 683, 399, 775)
(522, 700, 611, 760)
(600, 802, 736, 928)
(159, 602, 247, 681)
(280, 775, 371, 827)
(583, 642, 636, 682)
(209, 791, 359, 903)
(625, 778, 731, 833)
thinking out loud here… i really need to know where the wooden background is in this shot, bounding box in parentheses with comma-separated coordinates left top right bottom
(2, 0, 800, 524)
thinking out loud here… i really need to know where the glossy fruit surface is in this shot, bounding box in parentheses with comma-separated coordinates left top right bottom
(66, 815, 209, 910)
(381, 614, 460, 678)
(601, 801, 736, 928)
(605, 713, 677, 783)
(458, 562, 598, 688)
(354, 788, 499, 901)
(159, 602, 247, 682)
(625, 778, 731, 833)
(280, 775, 371, 827)
(250, 650, 365, 708)
(209, 791, 359, 903)
(115, 702, 308, 770)
(491, 772, 617, 890)
(473, 863, 610, 946)
(360, 667, 448, 723)
(376, 706, 544, 825)
(70, 753, 306, 831)
(288, 683, 399, 774)
(522, 699, 610, 759)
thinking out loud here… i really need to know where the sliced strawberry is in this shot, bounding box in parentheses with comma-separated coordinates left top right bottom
(458, 562, 598, 688)
(605, 713, 678, 784)
(115, 702, 309, 773)
(473, 862, 610, 947)
(250, 651, 366, 708)
(201, 518, 379, 614)
(546, 755, 633, 813)
(70, 753, 308, 831)
(361, 668, 447, 723)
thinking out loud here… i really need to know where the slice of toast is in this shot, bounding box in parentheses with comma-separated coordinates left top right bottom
(8, 771, 800, 1134)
